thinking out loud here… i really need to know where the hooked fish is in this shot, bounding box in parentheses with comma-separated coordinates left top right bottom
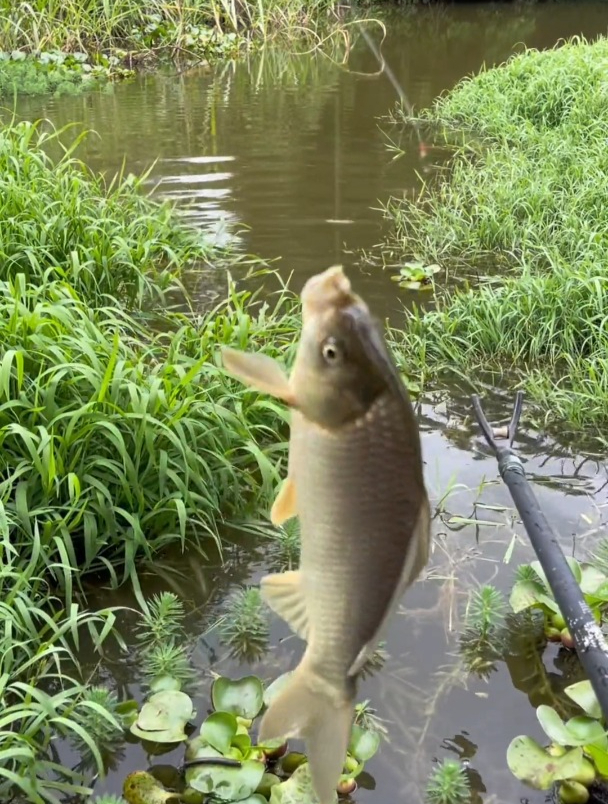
(220, 265, 431, 804)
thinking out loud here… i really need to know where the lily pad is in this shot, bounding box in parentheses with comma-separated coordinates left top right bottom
(263, 673, 293, 709)
(565, 680, 602, 720)
(348, 725, 380, 762)
(123, 770, 179, 804)
(130, 690, 193, 744)
(186, 758, 265, 801)
(270, 763, 337, 804)
(537, 706, 607, 747)
(506, 736, 587, 790)
(212, 676, 265, 720)
(200, 712, 239, 755)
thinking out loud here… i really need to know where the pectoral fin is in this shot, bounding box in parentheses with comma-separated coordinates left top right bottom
(271, 476, 297, 525)
(220, 347, 295, 404)
(347, 498, 431, 678)
(260, 570, 309, 640)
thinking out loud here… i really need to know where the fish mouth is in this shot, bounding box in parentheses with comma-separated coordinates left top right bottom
(301, 265, 363, 321)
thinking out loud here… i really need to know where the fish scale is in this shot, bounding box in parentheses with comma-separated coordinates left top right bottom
(292, 391, 426, 686)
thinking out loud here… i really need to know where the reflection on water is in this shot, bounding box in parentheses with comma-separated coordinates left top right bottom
(13, 3, 608, 804)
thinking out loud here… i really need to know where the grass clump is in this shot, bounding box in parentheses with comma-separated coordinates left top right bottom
(0, 120, 211, 308)
(0, 117, 300, 801)
(0, 1, 344, 69)
(385, 36, 608, 439)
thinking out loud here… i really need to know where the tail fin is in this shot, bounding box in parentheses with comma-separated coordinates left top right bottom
(259, 661, 354, 804)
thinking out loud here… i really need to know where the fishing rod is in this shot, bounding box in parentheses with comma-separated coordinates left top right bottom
(472, 391, 608, 720)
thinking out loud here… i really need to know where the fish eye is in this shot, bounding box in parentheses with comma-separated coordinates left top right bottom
(321, 337, 342, 365)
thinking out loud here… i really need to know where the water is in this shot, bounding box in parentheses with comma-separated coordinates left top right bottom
(14, 3, 608, 804)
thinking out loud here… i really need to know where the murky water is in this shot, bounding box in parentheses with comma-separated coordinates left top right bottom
(15, 4, 608, 804)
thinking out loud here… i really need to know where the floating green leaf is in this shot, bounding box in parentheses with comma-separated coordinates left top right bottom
(130, 690, 193, 743)
(580, 564, 608, 595)
(185, 737, 223, 762)
(200, 712, 239, 755)
(150, 675, 183, 694)
(263, 673, 293, 709)
(186, 759, 265, 801)
(509, 580, 546, 613)
(584, 744, 608, 775)
(256, 773, 281, 797)
(123, 770, 179, 804)
(270, 763, 337, 804)
(506, 737, 587, 790)
(348, 725, 380, 762)
(212, 676, 265, 720)
(537, 705, 607, 747)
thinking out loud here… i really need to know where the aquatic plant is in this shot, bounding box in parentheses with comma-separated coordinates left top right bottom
(0, 119, 210, 308)
(218, 588, 271, 661)
(121, 672, 381, 803)
(0, 0, 347, 67)
(384, 36, 608, 440)
(425, 759, 471, 804)
(0, 50, 127, 98)
(510, 558, 608, 649)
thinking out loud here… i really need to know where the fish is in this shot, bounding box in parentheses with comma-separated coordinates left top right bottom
(220, 265, 431, 804)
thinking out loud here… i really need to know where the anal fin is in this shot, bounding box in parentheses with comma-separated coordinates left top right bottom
(260, 570, 309, 641)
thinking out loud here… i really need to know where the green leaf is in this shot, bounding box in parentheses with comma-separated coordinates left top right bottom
(185, 738, 223, 762)
(149, 675, 183, 694)
(186, 759, 265, 801)
(256, 773, 281, 797)
(348, 725, 380, 761)
(232, 733, 253, 756)
(200, 711, 238, 754)
(580, 564, 608, 595)
(506, 737, 587, 790)
(509, 580, 546, 613)
(123, 770, 178, 803)
(565, 681, 602, 720)
(212, 676, 265, 720)
(130, 690, 193, 743)
(585, 744, 608, 775)
(270, 763, 337, 804)
(531, 558, 581, 588)
(263, 673, 293, 709)
(537, 706, 607, 747)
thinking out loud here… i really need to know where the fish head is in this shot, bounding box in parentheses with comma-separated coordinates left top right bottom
(291, 265, 407, 429)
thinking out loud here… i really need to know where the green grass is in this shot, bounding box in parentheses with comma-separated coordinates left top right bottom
(384, 36, 608, 440)
(0, 1, 344, 67)
(0, 118, 301, 802)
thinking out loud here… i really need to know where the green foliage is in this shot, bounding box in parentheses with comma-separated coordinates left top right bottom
(0, 0, 343, 68)
(0, 119, 209, 308)
(0, 118, 300, 802)
(425, 759, 471, 804)
(0, 50, 126, 98)
(219, 588, 271, 661)
(122, 671, 381, 803)
(385, 36, 608, 439)
(90, 796, 128, 804)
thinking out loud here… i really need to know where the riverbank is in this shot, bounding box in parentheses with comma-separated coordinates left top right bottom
(0, 0, 350, 98)
(384, 36, 608, 445)
(0, 118, 298, 802)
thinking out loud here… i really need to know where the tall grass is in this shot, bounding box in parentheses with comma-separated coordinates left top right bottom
(385, 36, 608, 439)
(0, 118, 300, 801)
(0, 0, 342, 58)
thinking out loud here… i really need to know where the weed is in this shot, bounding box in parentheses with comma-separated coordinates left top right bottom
(426, 759, 471, 804)
(219, 587, 270, 661)
(383, 36, 608, 441)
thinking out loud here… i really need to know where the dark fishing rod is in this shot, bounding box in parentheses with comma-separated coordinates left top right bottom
(472, 391, 608, 720)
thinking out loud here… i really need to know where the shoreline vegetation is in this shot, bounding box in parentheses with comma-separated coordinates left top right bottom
(384, 35, 608, 444)
(0, 0, 357, 99)
(0, 118, 301, 803)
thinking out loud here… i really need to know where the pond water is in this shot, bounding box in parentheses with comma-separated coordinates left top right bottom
(15, 3, 608, 804)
